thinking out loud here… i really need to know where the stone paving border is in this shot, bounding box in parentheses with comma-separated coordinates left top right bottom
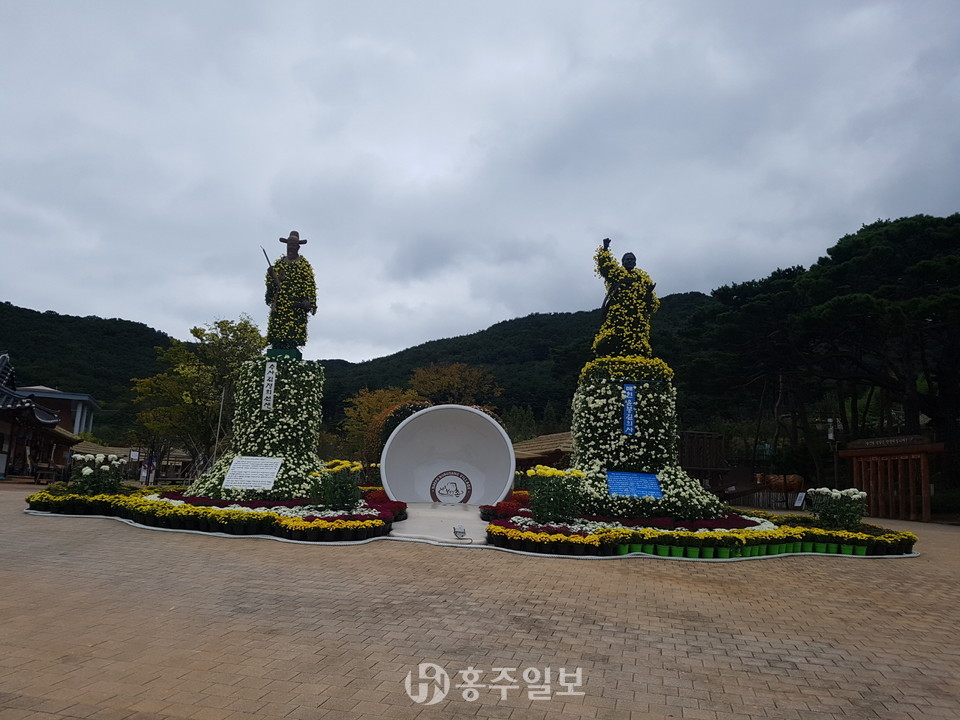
(2, 485, 959, 720)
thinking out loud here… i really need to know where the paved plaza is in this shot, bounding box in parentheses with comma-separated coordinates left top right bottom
(1, 485, 958, 720)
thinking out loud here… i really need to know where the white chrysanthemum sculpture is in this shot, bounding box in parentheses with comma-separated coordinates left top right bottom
(186, 355, 325, 500)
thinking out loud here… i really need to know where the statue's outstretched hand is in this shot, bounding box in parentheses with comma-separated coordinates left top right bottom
(602, 238, 611, 251)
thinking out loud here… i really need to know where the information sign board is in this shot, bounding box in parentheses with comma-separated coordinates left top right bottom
(223, 456, 283, 490)
(622, 384, 636, 434)
(606, 470, 663, 499)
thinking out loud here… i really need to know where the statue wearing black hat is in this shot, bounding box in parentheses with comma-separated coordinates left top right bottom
(264, 231, 317, 355)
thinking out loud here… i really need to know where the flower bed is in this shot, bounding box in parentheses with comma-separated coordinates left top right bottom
(482, 494, 917, 558)
(25, 485, 406, 543)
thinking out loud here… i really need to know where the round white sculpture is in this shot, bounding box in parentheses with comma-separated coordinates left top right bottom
(380, 404, 515, 505)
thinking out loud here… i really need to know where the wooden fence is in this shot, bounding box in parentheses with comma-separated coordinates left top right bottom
(838, 442, 945, 522)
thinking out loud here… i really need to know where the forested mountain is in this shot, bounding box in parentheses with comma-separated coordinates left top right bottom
(0, 293, 716, 440)
(319, 292, 717, 426)
(0, 301, 171, 441)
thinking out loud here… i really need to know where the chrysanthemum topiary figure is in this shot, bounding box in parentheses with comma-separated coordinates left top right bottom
(570, 238, 724, 520)
(265, 231, 318, 358)
(186, 230, 325, 500)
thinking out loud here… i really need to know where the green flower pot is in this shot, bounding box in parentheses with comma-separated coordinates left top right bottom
(840, 544, 854, 555)
(641, 543, 655, 555)
(801, 542, 814, 553)
(827, 543, 839, 554)
(628, 543, 643, 554)
(685, 547, 701, 559)
(655, 545, 670, 557)
(669, 546, 684, 557)
(853, 545, 867, 556)
(616, 544, 630, 556)
(716, 548, 731, 559)
(758, 544, 769, 556)
(814, 542, 828, 553)
(701, 547, 715, 559)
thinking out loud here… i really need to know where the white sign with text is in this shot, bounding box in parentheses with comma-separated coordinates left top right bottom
(261, 361, 278, 411)
(223, 456, 283, 490)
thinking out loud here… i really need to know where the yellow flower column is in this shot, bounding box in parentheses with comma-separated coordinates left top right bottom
(265, 256, 317, 350)
(591, 245, 659, 358)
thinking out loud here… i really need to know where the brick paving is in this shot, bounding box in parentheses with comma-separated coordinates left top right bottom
(1, 484, 958, 720)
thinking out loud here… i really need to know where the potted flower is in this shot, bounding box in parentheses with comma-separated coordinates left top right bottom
(695, 532, 716, 559)
(715, 533, 744, 559)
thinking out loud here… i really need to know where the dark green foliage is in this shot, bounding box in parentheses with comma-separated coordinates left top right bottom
(530, 475, 581, 524)
(377, 401, 432, 454)
(322, 469, 362, 511)
(0, 302, 171, 443)
(321, 299, 716, 429)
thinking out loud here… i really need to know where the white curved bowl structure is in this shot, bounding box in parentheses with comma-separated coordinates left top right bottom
(380, 404, 516, 505)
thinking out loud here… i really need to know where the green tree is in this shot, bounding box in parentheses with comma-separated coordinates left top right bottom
(502, 405, 538, 442)
(132, 316, 266, 470)
(341, 387, 425, 460)
(793, 215, 960, 466)
(408, 362, 503, 406)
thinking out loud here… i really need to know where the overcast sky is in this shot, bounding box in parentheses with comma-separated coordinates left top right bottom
(2, 1, 958, 363)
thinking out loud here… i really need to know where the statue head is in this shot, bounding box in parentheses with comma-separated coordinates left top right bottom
(280, 230, 307, 258)
(622, 252, 636, 270)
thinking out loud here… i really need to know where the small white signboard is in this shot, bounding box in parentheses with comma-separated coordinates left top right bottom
(223, 456, 283, 490)
(261, 361, 278, 411)
(794, 491, 806, 509)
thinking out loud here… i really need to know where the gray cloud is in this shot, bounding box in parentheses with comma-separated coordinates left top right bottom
(2, 1, 958, 362)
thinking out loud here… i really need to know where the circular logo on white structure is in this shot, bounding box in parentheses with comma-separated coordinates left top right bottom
(430, 470, 473, 504)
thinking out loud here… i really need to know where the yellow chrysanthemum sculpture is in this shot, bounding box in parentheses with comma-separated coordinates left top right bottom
(570, 240, 724, 520)
(265, 231, 318, 357)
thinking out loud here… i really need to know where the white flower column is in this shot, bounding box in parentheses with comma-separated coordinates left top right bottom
(569, 356, 725, 520)
(187, 356, 325, 500)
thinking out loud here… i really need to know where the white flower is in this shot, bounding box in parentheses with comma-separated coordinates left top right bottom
(82, 467, 94, 476)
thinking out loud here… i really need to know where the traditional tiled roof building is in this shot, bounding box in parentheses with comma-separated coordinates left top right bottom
(0, 352, 82, 482)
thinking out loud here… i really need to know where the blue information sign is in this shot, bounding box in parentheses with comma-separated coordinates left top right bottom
(606, 471, 663, 499)
(622, 384, 636, 435)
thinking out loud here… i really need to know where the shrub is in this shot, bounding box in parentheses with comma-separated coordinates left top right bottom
(321, 469, 362, 511)
(530, 474, 581, 524)
(69, 454, 126, 495)
(807, 487, 867, 531)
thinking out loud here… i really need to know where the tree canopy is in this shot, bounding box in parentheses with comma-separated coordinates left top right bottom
(131, 316, 265, 469)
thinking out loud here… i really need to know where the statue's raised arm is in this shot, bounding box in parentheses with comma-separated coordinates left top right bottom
(591, 238, 659, 359)
(265, 230, 317, 355)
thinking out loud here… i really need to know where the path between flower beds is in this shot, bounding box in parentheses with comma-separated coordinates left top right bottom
(388, 502, 490, 544)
